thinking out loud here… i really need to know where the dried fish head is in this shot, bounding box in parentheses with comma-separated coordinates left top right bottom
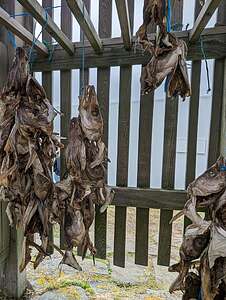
(4, 47, 28, 94)
(188, 156, 226, 198)
(79, 85, 103, 141)
(181, 228, 210, 261)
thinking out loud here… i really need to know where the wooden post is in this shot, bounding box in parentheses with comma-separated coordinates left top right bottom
(0, 1, 26, 298)
(221, 58, 226, 157)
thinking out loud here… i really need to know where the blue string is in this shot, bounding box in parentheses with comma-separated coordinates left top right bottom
(167, 0, 171, 32)
(10, 5, 62, 18)
(29, 9, 49, 69)
(7, 31, 16, 48)
(200, 37, 211, 94)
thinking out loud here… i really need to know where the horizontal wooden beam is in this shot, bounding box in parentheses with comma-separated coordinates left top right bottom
(0, 6, 48, 56)
(112, 187, 187, 210)
(66, 0, 102, 53)
(17, 0, 74, 55)
(189, 0, 222, 42)
(115, 0, 132, 49)
(32, 26, 226, 71)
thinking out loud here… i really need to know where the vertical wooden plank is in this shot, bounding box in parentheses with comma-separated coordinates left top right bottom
(114, 66, 132, 267)
(220, 62, 226, 157)
(157, 98, 178, 266)
(113, 0, 134, 268)
(157, 0, 183, 266)
(60, 2, 72, 249)
(135, 8, 156, 267)
(184, 0, 202, 231)
(94, 0, 112, 260)
(42, 0, 54, 254)
(0, 1, 26, 298)
(208, 2, 226, 167)
(135, 89, 154, 266)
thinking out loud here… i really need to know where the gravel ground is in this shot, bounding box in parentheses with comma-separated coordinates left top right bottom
(1, 207, 184, 299)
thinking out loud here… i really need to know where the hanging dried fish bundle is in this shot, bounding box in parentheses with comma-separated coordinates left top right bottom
(137, 0, 191, 98)
(0, 47, 63, 271)
(54, 85, 115, 271)
(169, 156, 226, 299)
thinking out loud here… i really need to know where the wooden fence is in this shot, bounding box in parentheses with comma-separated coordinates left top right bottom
(36, 0, 226, 268)
(0, 0, 226, 297)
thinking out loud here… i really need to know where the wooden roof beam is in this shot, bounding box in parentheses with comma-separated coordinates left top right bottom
(115, 0, 132, 50)
(66, 0, 103, 53)
(0, 6, 48, 56)
(17, 0, 74, 55)
(189, 0, 222, 42)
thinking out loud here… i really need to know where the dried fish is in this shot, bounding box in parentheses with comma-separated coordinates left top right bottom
(137, 0, 191, 98)
(0, 47, 63, 270)
(55, 85, 114, 270)
(169, 156, 226, 298)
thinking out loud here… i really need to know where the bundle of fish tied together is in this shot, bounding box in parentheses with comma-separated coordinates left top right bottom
(137, 0, 191, 98)
(169, 156, 226, 299)
(54, 85, 115, 270)
(0, 47, 114, 272)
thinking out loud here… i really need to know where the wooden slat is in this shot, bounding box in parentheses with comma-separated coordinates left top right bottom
(42, 0, 54, 255)
(115, 0, 132, 49)
(94, 0, 112, 260)
(17, 0, 74, 54)
(208, 2, 226, 167)
(113, 0, 134, 269)
(135, 13, 156, 267)
(112, 187, 187, 209)
(114, 66, 132, 268)
(220, 59, 226, 157)
(66, 0, 102, 53)
(0, 6, 47, 56)
(157, 0, 183, 267)
(184, 0, 202, 232)
(32, 26, 226, 71)
(189, 0, 222, 42)
(135, 88, 154, 266)
(60, 3, 72, 249)
(157, 98, 179, 266)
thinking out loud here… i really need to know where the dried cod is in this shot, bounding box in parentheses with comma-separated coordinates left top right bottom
(169, 156, 226, 299)
(0, 47, 63, 272)
(137, 0, 191, 98)
(55, 85, 115, 271)
(0, 49, 114, 273)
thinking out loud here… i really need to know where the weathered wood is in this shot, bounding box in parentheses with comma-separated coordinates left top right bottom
(32, 27, 226, 71)
(208, 4, 226, 167)
(66, 0, 102, 53)
(60, 3, 72, 249)
(114, 0, 134, 269)
(157, 0, 182, 267)
(114, 66, 132, 268)
(94, 0, 112, 260)
(221, 58, 226, 157)
(190, 0, 223, 42)
(115, 0, 132, 49)
(41, 0, 54, 255)
(0, 6, 47, 56)
(112, 187, 187, 209)
(184, 0, 202, 232)
(135, 87, 154, 266)
(157, 98, 179, 266)
(17, 0, 74, 54)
